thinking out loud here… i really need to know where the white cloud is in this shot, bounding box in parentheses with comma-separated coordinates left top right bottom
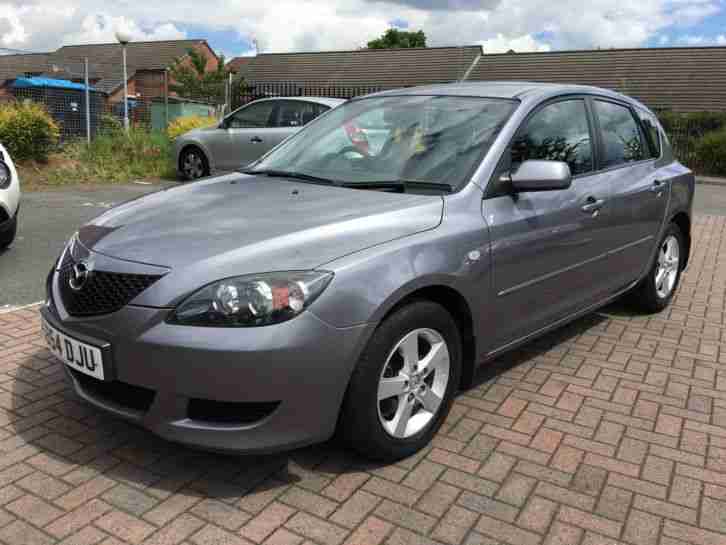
(479, 33, 551, 53)
(62, 14, 186, 46)
(0, 7, 25, 47)
(0, 0, 720, 56)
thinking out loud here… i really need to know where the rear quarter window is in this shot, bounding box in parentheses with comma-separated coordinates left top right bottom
(637, 109, 662, 158)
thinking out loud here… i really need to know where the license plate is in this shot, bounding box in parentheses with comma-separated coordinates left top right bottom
(41, 317, 105, 380)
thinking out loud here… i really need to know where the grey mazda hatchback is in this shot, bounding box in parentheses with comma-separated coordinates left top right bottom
(42, 82, 694, 461)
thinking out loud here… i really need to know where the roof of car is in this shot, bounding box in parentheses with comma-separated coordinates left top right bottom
(253, 96, 346, 107)
(363, 81, 650, 111)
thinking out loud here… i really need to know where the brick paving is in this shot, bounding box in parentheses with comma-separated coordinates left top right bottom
(1, 214, 726, 545)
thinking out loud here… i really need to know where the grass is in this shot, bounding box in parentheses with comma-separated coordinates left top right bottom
(17, 127, 177, 190)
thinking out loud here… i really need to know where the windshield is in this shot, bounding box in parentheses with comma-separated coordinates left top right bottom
(247, 95, 518, 191)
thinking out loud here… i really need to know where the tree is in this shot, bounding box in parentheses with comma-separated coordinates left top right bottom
(367, 28, 427, 49)
(168, 48, 229, 104)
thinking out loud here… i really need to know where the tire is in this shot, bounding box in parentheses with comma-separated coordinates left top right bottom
(630, 222, 684, 313)
(339, 301, 462, 461)
(179, 147, 209, 181)
(0, 212, 17, 251)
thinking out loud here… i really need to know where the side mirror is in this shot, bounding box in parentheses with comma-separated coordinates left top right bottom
(507, 160, 572, 192)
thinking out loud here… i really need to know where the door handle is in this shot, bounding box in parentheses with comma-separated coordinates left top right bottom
(581, 196, 606, 214)
(651, 179, 664, 195)
(250, 136, 263, 144)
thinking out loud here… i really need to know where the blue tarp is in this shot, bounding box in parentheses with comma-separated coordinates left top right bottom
(11, 77, 96, 92)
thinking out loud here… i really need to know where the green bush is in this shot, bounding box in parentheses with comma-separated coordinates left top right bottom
(658, 110, 726, 136)
(0, 101, 60, 161)
(693, 130, 726, 176)
(98, 113, 124, 136)
(167, 115, 217, 141)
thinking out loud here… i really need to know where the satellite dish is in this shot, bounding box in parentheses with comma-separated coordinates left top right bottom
(115, 30, 132, 45)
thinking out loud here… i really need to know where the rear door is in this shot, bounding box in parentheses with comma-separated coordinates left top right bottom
(484, 98, 618, 349)
(590, 99, 669, 288)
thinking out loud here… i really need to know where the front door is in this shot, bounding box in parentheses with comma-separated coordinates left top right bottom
(484, 98, 617, 351)
(212, 101, 288, 170)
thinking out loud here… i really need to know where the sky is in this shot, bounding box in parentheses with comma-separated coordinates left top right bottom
(1, 0, 725, 59)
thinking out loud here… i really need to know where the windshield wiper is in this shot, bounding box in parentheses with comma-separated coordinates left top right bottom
(341, 180, 454, 193)
(241, 169, 337, 186)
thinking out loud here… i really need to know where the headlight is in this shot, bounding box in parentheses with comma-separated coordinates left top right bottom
(169, 271, 333, 327)
(0, 162, 11, 189)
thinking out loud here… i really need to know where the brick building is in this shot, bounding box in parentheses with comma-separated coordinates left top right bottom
(0, 39, 220, 104)
(229, 45, 726, 112)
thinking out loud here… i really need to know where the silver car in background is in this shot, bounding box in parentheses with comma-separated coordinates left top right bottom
(175, 96, 345, 179)
(44, 82, 693, 461)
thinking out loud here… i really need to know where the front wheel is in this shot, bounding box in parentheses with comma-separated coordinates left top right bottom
(0, 212, 17, 251)
(179, 147, 209, 181)
(630, 223, 684, 313)
(339, 301, 462, 461)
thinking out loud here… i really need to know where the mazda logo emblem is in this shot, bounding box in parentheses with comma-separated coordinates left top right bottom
(69, 261, 91, 291)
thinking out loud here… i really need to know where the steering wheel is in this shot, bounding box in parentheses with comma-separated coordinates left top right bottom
(336, 146, 365, 157)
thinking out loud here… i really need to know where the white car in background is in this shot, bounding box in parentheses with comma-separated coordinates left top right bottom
(0, 144, 20, 250)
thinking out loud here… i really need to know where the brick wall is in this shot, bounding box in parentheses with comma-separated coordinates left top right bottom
(134, 70, 165, 99)
(108, 42, 220, 105)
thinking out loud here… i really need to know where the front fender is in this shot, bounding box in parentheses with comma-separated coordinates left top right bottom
(310, 203, 492, 356)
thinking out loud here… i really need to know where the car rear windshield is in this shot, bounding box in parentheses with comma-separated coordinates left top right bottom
(248, 95, 518, 191)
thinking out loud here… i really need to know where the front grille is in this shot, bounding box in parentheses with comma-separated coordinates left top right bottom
(187, 398, 280, 425)
(58, 254, 161, 317)
(70, 369, 156, 413)
(46, 269, 57, 315)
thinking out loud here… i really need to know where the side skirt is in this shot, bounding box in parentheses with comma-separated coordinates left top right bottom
(481, 279, 640, 363)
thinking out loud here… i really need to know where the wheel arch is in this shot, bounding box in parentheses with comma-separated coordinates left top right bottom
(177, 142, 212, 176)
(377, 284, 478, 390)
(670, 211, 691, 269)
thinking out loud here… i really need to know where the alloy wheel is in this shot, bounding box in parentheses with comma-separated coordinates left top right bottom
(655, 234, 680, 299)
(377, 328, 450, 439)
(182, 151, 205, 179)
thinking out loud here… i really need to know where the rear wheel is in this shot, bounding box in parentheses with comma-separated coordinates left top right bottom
(179, 147, 209, 181)
(339, 301, 461, 461)
(0, 212, 17, 251)
(630, 223, 684, 313)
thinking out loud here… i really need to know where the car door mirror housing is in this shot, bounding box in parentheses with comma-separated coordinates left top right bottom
(508, 160, 572, 192)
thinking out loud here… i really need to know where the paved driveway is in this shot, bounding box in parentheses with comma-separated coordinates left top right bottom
(0, 214, 724, 545)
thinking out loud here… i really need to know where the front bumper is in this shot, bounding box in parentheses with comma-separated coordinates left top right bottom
(44, 270, 373, 453)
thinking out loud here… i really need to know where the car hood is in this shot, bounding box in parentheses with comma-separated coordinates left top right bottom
(78, 173, 443, 273)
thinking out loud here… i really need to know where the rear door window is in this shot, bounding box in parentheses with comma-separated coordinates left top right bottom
(274, 101, 329, 128)
(593, 100, 646, 168)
